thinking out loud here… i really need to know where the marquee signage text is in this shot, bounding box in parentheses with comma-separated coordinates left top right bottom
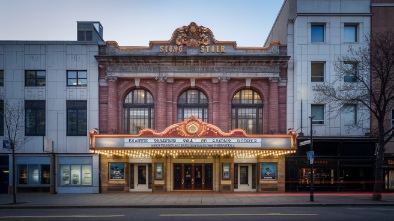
(159, 45, 226, 53)
(94, 137, 292, 149)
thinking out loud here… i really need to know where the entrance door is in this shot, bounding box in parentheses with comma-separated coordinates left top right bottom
(237, 164, 253, 192)
(134, 164, 150, 191)
(173, 164, 212, 190)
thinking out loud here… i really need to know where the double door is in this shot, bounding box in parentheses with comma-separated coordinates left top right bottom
(174, 164, 212, 190)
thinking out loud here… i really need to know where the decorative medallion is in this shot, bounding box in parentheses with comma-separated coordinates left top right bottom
(186, 123, 199, 134)
(175, 22, 210, 47)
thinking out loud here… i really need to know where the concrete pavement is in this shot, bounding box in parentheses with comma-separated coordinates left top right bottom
(1, 192, 394, 209)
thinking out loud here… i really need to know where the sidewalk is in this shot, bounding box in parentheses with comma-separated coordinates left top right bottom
(1, 192, 394, 209)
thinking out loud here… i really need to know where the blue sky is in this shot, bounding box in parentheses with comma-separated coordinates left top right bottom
(0, 0, 284, 46)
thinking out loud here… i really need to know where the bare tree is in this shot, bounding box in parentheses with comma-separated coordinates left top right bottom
(1, 100, 30, 204)
(313, 30, 394, 201)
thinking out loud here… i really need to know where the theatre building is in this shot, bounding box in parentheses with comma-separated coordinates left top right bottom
(90, 22, 295, 192)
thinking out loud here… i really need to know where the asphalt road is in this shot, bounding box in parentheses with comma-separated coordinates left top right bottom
(1, 206, 394, 221)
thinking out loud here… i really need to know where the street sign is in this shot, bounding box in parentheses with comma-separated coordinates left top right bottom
(307, 151, 314, 164)
(299, 140, 311, 146)
(3, 140, 12, 149)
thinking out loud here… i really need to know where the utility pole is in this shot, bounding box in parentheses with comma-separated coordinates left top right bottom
(309, 116, 314, 202)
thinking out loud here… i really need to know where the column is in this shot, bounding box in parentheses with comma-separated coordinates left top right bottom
(218, 73, 230, 132)
(106, 76, 118, 133)
(156, 73, 167, 132)
(269, 77, 279, 133)
(212, 78, 219, 126)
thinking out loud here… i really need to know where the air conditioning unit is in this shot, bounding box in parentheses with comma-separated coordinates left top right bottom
(44, 139, 53, 152)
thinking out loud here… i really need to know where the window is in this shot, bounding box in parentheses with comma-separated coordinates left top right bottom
(67, 100, 87, 136)
(0, 70, 4, 86)
(177, 89, 208, 122)
(344, 24, 357, 42)
(391, 109, 394, 133)
(311, 24, 325, 42)
(67, 70, 87, 86)
(77, 31, 93, 41)
(311, 104, 324, 124)
(123, 89, 154, 134)
(60, 164, 92, 185)
(232, 89, 263, 134)
(343, 104, 357, 125)
(25, 70, 46, 86)
(18, 164, 50, 185)
(25, 100, 45, 136)
(344, 61, 358, 82)
(0, 100, 3, 136)
(311, 62, 325, 82)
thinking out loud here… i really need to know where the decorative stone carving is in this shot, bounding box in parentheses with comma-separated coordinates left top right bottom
(107, 66, 279, 73)
(105, 76, 118, 82)
(175, 22, 210, 47)
(218, 73, 230, 82)
(155, 73, 167, 82)
(269, 77, 280, 82)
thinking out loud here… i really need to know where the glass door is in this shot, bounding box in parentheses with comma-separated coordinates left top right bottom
(194, 165, 202, 189)
(184, 164, 192, 189)
(173, 164, 213, 190)
(174, 164, 182, 190)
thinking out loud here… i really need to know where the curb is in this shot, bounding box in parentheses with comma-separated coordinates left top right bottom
(2, 203, 394, 209)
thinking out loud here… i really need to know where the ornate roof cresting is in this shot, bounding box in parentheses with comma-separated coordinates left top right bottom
(175, 22, 210, 47)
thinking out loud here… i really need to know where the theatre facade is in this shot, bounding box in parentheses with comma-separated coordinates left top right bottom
(91, 22, 293, 192)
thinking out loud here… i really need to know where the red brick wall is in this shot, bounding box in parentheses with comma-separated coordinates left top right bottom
(99, 75, 286, 135)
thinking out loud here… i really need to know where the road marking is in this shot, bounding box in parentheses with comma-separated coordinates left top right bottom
(160, 213, 319, 217)
(0, 215, 125, 219)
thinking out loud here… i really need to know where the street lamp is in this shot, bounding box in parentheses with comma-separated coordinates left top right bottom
(309, 116, 314, 202)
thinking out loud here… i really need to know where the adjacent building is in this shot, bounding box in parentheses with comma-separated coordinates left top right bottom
(0, 21, 103, 193)
(266, 0, 378, 191)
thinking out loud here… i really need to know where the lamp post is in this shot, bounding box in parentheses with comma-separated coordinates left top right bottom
(309, 116, 314, 202)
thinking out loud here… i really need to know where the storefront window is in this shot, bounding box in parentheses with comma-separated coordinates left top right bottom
(385, 170, 394, 190)
(60, 164, 92, 185)
(299, 168, 335, 185)
(18, 164, 50, 185)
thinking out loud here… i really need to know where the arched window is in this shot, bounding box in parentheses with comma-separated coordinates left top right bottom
(177, 89, 208, 122)
(231, 89, 263, 134)
(123, 89, 154, 134)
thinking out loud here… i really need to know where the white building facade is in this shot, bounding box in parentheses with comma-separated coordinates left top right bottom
(266, 0, 377, 191)
(0, 22, 102, 194)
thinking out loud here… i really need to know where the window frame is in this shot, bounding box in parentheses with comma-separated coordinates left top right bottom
(311, 104, 325, 125)
(123, 89, 155, 134)
(311, 24, 325, 42)
(66, 100, 87, 136)
(59, 164, 92, 186)
(311, 61, 325, 82)
(391, 109, 394, 134)
(67, 70, 87, 87)
(17, 164, 51, 185)
(344, 24, 358, 43)
(177, 89, 208, 122)
(0, 70, 4, 86)
(0, 100, 3, 136)
(343, 104, 357, 126)
(25, 100, 46, 136)
(25, 70, 46, 86)
(231, 89, 264, 134)
(343, 61, 358, 82)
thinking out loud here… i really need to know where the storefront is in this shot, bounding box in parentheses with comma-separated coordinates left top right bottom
(286, 137, 376, 192)
(90, 116, 296, 192)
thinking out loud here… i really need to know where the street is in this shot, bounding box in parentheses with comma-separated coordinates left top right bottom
(1, 206, 394, 221)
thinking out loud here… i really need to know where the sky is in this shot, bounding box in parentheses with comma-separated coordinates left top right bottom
(0, 0, 284, 47)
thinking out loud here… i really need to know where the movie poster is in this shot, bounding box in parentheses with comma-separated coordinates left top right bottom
(109, 163, 125, 180)
(261, 162, 277, 180)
